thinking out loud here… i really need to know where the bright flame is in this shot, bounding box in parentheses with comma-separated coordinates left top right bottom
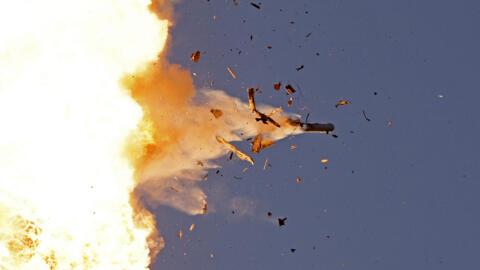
(0, 0, 167, 269)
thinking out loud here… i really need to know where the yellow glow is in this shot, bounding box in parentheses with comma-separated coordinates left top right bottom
(0, 0, 167, 269)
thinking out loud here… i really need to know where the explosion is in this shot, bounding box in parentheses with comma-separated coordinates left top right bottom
(0, 0, 166, 268)
(0, 1, 331, 269)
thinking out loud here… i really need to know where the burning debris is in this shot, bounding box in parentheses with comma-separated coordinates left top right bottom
(227, 66, 237, 79)
(216, 136, 255, 165)
(335, 99, 351, 108)
(210, 108, 223, 118)
(287, 96, 293, 106)
(190, 50, 201, 62)
(274, 82, 281, 90)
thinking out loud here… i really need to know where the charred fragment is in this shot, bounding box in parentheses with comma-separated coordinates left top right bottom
(278, 217, 287, 226)
(246, 88, 281, 128)
(190, 50, 201, 63)
(285, 84, 296, 94)
(274, 82, 281, 90)
(255, 111, 281, 127)
(216, 136, 254, 165)
(250, 2, 261, 9)
(247, 88, 256, 112)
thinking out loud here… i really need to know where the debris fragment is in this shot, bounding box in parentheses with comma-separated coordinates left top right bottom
(247, 88, 256, 112)
(263, 158, 269, 170)
(321, 158, 328, 163)
(189, 224, 195, 231)
(285, 84, 296, 94)
(388, 121, 392, 126)
(290, 248, 296, 253)
(296, 65, 304, 71)
(178, 230, 183, 239)
(278, 217, 287, 227)
(197, 160, 204, 167)
(227, 67, 237, 79)
(169, 186, 179, 192)
(255, 111, 281, 127)
(202, 201, 207, 214)
(210, 253, 214, 258)
(362, 110, 371, 121)
(250, 2, 260, 9)
(252, 134, 262, 153)
(290, 145, 297, 150)
(261, 139, 275, 149)
(228, 152, 234, 160)
(274, 82, 281, 90)
(267, 212, 272, 217)
(287, 97, 293, 106)
(190, 50, 201, 63)
(306, 32, 312, 38)
(335, 100, 351, 108)
(267, 46, 272, 49)
(203, 173, 209, 180)
(210, 108, 223, 118)
(250, 35, 254, 40)
(296, 177, 301, 183)
(216, 136, 254, 165)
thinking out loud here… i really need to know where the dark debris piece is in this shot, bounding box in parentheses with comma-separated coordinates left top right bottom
(267, 212, 272, 217)
(362, 110, 371, 121)
(285, 84, 296, 94)
(296, 65, 304, 71)
(250, 2, 261, 9)
(255, 111, 281, 127)
(290, 248, 296, 253)
(278, 217, 287, 226)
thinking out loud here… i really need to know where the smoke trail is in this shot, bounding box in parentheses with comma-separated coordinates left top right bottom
(123, 59, 303, 215)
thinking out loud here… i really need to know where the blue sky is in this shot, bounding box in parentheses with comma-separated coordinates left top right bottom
(152, 1, 480, 269)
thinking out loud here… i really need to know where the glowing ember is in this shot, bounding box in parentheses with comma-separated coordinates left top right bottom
(0, 0, 167, 268)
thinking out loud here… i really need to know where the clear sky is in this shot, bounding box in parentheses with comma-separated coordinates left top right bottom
(152, 1, 480, 269)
